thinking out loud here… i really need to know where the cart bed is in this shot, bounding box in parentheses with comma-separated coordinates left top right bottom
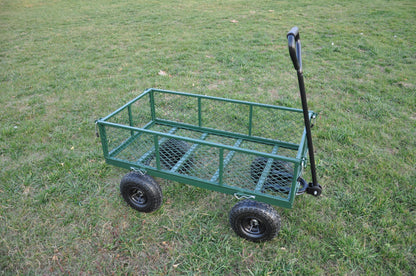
(97, 88, 314, 208)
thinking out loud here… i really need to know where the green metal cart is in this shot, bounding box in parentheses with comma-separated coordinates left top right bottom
(96, 27, 322, 242)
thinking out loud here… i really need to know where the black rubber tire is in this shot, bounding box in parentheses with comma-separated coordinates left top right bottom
(159, 138, 193, 173)
(229, 200, 281, 242)
(120, 172, 162, 213)
(251, 157, 293, 193)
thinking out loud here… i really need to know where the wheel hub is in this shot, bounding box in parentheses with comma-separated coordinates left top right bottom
(131, 189, 146, 205)
(250, 218, 259, 228)
(242, 217, 264, 235)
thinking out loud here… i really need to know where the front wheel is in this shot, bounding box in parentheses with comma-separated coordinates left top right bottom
(229, 200, 281, 242)
(120, 172, 162, 213)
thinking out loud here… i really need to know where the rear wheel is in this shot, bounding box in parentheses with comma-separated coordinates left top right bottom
(120, 172, 162, 213)
(229, 200, 281, 242)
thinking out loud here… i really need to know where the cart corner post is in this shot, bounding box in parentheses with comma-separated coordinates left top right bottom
(96, 120, 109, 158)
(287, 27, 322, 196)
(149, 88, 156, 122)
(127, 104, 134, 136)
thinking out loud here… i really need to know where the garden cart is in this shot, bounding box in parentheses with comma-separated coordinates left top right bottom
(96, 27, 322, 242)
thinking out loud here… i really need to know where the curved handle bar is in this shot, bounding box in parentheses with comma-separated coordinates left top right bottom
(287, 26, 302, 73)
(286, 27, 320, 192)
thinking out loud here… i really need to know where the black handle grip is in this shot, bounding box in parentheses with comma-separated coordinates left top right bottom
(287, 27, 302, 73)
(287, 26, 299, 39)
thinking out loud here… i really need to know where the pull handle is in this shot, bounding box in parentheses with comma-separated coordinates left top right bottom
(287, 26, 302, 73)
(286, 27, 322, 194)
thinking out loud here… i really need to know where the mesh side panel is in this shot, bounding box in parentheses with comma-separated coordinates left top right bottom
(251, 106, 304, 143)
(201, 99, 250, 134)
(105, 125, 132, 153)
(154, 93, 199, 125)
(130, 93, 152, 128)
(115, 132, 155, 163)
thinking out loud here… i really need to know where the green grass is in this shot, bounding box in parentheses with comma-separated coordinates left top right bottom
(1, 0, 415, 274)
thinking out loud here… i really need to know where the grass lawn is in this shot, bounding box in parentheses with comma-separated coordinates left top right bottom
(1, 0, 415, 274)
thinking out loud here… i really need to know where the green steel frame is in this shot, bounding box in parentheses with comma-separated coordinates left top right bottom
(96, 88, 315, 208)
